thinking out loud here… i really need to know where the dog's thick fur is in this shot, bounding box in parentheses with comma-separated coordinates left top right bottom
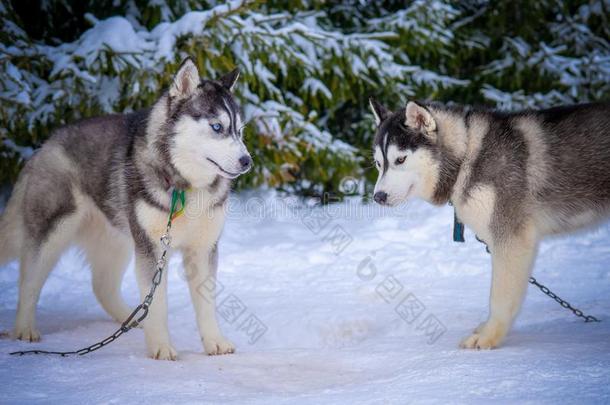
(369, 99, 610, 349)
(0, 58, 252, 360)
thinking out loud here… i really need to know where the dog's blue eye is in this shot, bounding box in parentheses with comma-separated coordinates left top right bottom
(211, 123, 222, 132)
(395, 156, 406, 165)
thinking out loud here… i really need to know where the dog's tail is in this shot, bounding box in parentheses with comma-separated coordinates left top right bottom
(0, 175, 26, 266)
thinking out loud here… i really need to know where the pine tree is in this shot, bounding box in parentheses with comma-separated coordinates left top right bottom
(1, 0, 608, 196)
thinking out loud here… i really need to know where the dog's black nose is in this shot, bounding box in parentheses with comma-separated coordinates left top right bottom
(239, 155, 252, 170)
(374, 191, 388, 205)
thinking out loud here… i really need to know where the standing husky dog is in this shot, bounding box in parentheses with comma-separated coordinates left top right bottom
(369, 99, 610, 349)
(0, 57, 252, 360)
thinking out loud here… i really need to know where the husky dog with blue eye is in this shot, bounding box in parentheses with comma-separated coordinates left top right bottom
(0, 57, 252, 360)
(369, 98, 610, 349)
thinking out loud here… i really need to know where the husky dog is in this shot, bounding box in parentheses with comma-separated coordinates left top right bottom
(369, 99, 610, 349)
(0, 57, 252, 360)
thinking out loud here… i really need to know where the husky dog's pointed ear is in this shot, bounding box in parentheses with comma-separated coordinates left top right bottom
(170, 57, 200, 99)
(405, 101, 436, 136)
(219, 68, 240, 92)
(369, 98, 389, 125)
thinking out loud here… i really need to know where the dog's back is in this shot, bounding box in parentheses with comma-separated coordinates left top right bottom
(0, 112, 141, 264)
(465, 102, 610, 236)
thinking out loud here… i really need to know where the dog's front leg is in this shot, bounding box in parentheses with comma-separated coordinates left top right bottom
(135, 252, 177, 360)
(460, 228, 538, 349)
(183, 245, 235, 355)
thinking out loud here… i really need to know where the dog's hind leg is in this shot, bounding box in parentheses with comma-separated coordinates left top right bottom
(80, 224, 133, 324)
(460, 224, 539, 349)
(0, 176, 28, 266)
(14, 213, 81, 342)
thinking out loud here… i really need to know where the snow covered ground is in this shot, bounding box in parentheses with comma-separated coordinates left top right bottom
(1, 193, 609, 403)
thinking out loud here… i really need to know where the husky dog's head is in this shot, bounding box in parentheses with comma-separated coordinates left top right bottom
(369, 99, 441, 206)
(161, 58, 251, 188)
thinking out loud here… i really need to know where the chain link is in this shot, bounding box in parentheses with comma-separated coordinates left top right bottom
(10, 220, 174, 357)
(528, 276, 601, 323)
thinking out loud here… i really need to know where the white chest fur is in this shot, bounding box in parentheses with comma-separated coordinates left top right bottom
(453, 184, 496, 245)
(135, 190, 227, 252)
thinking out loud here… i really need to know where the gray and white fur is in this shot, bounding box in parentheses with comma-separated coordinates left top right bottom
(369, 98, 610, 349)
(0, 57, 252, 360)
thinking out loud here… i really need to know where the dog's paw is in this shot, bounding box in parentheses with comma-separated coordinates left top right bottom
(148, 342, 178, 361)
(459, 321, 506, 350)
(203, 336, 235, 356)
(13, 326, 41, 342)
(460, 333, 494, 349)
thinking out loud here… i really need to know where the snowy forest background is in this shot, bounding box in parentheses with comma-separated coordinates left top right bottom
(1, 0, 609, 197)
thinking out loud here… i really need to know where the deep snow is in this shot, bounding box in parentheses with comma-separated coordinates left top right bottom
(1, 194, 609, 404)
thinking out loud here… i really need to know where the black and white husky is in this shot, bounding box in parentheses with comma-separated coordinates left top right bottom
(0, 57, 252, 360)
(369, 99, 610, 349)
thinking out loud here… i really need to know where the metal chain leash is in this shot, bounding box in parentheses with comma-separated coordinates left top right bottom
(9, 189, 184, 357)
(452, 209, 601, 323)
(528, 276, 600, 323)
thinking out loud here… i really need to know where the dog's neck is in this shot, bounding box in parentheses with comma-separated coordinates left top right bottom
(431, 148, 462, 206)
(144, 94, 192, 190)
(138, 95, 193, 192)
(153, 164, 190, 192)
(428, 106, 470, 205)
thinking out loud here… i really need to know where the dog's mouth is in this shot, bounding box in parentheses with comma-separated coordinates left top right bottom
(387, 184, 414, 207)
(405, 184, 415, 199)
(206, 158, 241, 179)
